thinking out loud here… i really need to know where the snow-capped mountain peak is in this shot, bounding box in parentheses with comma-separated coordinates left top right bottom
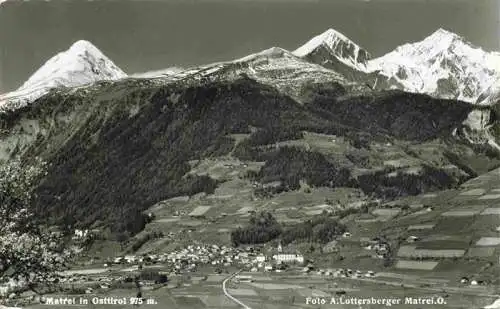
(367, 28, 500, 103)
(389, 28, 471, 61)
(426, 28, 460, 42)
(293, 28, 371, 71)
(1, 40, 127, 111)
(294, 29, 355, 57)
(19, 39, 126, 91)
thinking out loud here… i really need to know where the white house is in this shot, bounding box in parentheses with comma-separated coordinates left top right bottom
(0, 285, 9, 297)
(272, 254, 304, 264)
(407, 236, 419, 243)
(342, 232, 352, 238)
(74, 229, 89, 238)
(124, 255, 136, 263)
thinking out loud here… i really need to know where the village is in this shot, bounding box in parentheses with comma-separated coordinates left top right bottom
(1, 221, 489, 302)
(2, 166, 500, 309)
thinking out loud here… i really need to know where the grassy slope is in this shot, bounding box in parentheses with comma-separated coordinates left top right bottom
(0, 77, 499, 237)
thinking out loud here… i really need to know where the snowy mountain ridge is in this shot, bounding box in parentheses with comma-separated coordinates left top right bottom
(130, 66, 185, 79)
(151, 46, 355, 100)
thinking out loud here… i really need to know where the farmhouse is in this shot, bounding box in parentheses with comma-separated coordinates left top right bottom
(255, 255, 266, 262)
(407, 236, 420, 243)
(0, 286, 9, 296)
(124, 255, 137, 263)
(113, 257, 125, 264)
(73, 229, 89, 238)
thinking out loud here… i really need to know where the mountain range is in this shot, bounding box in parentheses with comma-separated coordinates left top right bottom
(1, 28, 499, 111)
(292, 28, 500, 104)
(1, 28, 500, 236)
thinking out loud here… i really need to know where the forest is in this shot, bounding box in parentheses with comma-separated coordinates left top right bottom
(231, 211, 347, 246)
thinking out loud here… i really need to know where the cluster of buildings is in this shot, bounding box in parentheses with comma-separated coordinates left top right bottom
(302, 266, 376, 279)
(107, 243, 305, 274)
(109, 244, 243, 270)
(71, 229, 101, 241)
(459, 277, 490, 286)
(362, 237, 391, 259)
(73, 229, 90, 238)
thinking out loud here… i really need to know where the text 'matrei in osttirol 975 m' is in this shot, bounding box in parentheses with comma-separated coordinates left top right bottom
(44, 296, 159, 305)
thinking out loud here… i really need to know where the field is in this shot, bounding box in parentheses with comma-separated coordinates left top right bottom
(188, 206, 212, 217)
(395, 260, 439, 270)
(440, 210, 480, 217)
(16, 162, 500, 309)
(481, 208, 500, 215)
(478, 194, 500, 200)
(476, 237, 500, 246)
(416, 240, 470, 250)
(24, 265, 500, 309)
(466, 247, 496, 258)
(397, 245, 466, 259)
(459, 189, 486, 196)
(407, 224, 435, 230)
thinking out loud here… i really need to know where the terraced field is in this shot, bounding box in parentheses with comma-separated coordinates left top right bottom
(379, 168, 500, 281)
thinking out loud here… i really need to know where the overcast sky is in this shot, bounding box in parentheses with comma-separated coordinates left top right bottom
(0, 0, 499, 93)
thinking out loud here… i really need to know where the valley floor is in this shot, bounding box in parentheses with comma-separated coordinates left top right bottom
(10, 162, 500, 309)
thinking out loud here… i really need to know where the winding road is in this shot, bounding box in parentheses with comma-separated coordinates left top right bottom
(222, 270, 253, 309)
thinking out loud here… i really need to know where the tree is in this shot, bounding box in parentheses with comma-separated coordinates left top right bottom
(0, 158, 74, 290)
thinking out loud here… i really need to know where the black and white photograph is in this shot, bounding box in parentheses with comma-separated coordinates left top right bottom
(0, 0, 500, 308)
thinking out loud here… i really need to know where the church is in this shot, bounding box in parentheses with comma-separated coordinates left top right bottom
(271, 242, 305, 264)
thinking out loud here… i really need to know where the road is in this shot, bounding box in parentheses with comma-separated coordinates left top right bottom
(222, 270, 252, 309)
